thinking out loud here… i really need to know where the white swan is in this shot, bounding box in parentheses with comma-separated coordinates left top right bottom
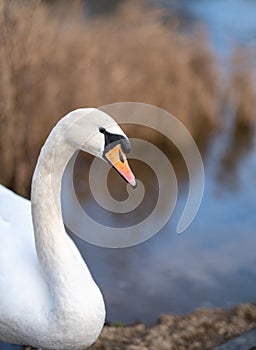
(0, 108, 136, 350)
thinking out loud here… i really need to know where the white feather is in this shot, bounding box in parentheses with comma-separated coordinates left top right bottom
(0, 108, 129, 349)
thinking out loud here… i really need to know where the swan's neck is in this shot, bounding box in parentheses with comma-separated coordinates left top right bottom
(31, 121, 91, 296)
(30, 115, 105, 346)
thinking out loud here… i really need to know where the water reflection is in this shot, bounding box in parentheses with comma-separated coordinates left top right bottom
(73, 153, 159, 228)
(156, 0, 256, 55)
(62, 118, 256, 324)
(60, 0, 256, 325)
(0, 343, 22, 350)
(217, 119, 255, 190)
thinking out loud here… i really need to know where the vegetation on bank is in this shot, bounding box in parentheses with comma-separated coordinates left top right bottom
(90, 303, 256, 350)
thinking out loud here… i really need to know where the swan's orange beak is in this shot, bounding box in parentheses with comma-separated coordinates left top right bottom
(104, 144, 136, 188)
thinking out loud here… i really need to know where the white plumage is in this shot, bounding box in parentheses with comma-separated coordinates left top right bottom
(0, 108, 134, 349)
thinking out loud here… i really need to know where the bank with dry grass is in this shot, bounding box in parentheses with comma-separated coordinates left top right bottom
(89, 303, 256, 350)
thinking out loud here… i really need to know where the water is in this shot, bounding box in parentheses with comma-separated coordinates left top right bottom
(155, 0, 256, 56)
(0, 344, 22, 350)
(61, 1, 256, 325)
(63, 123, 256, 324)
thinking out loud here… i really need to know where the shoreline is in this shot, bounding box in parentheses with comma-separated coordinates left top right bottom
(90, 303, 256, 350)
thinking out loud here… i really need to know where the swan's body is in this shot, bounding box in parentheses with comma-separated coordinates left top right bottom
(0, 108, 135, 349)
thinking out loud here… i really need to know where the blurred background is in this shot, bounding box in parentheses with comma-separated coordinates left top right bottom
(0, 0, 256, 324)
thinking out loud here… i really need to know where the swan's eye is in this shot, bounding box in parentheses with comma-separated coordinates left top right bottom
(99, 127, 106, 133)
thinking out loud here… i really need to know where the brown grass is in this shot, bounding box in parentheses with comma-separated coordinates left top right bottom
(228, 49, 256, 128)
(0, 0, 254, 197)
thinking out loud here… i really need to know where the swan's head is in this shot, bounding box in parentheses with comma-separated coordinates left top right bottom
(63, 108, 136, 187)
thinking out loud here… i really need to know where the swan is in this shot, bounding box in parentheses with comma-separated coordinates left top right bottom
(0, 108, 136, 350)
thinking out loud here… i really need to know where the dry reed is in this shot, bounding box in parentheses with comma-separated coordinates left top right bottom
(228, 50, 256, 128)
(0, 0, 253, 197)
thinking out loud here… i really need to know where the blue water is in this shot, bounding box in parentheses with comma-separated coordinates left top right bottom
(63, 1, 256, 325)
(0, 344, 22, 350)
(71, 1, 256, 325)
(67, 125, 256, 324)
(156, 0, 256, 56)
